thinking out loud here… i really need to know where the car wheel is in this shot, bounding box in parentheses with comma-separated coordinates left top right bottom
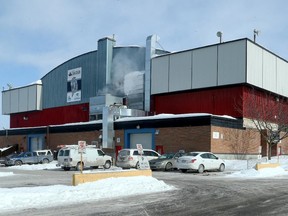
(15, 160, 22, 166)
(76, 162, 84, 171)
(63, 167, 70, 171)
(42, 158, 49, 164)
(165, 162, 173, 171)
(104, 160, 111, 169)
(219, 163, 225, 172)
(136, 162, 140, 169)
(198, 164, 205, 173)
(180, 169, 187, 173)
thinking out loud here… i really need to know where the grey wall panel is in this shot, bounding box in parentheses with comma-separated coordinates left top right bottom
(276, 58, 288, 96)
(28, 86, 37, 111)
(19, 88, 28, 112)
(10, 89, 19, 113)
(192, 46, 217, 88)
(2, 91, 10, 115)
(263, 50, 277, 93)
(169, 51, 192, 92)
(247, 41, 263, 88)
(218, 40, 246, 85)
(151, 56, 169, 94)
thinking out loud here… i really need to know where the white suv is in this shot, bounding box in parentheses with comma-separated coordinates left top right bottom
(116, 148, 161, 169)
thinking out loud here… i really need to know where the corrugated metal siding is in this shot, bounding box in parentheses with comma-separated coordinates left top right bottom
(151, 86, 244, 118)
(42, 47, 146, 109)
(42, 51, 98, 109)
(10, 103, 89, 128)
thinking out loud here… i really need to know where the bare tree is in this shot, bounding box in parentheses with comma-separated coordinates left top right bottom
(236, 87, 288, 159)
(224, 128, 256, 159)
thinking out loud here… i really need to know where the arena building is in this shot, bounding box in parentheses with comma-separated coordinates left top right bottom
(1, 35, 288, 159)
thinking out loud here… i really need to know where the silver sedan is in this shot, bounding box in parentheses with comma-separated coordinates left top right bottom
(149, 152, 185, 171)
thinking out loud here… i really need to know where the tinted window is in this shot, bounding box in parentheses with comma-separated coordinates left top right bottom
(64, 150, 70, 156)
(133, 151, 140, 156)
(98, 150, 105, 156)
(185, 152, 199, 157)
(58, 150, 64, 156)
(26, 152, 32, 157)
(200, 153, 209, 159)
(149, 151, 159, 157)
(209, 153, 218, 160)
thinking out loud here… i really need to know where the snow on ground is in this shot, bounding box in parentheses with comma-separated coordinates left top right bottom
(1, 157, 288, 213)
(0, 176, 174, 213)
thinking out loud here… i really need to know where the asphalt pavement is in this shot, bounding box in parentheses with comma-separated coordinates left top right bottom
(1, 168, 288, 216)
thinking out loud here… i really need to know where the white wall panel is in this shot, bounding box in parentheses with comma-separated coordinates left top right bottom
(169, 51, 192, 92)
(276, 58, 288, 96)
(36, 85, 42, 110)
(1, 84, 42, 114)
(263, 50, 277, 93)
(192, 46, 217, 88)
(151, 56, 169, 94)
(218, 40, 246, 85)
(247, 41, 263, 88)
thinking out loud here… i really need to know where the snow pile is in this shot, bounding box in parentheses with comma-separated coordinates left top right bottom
(0, 176, 174, 213)
(5, 161, 58, 170)
(227, 166, 288, 178)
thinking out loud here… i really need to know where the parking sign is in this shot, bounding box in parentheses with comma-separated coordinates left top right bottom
(78, 140, 86, 153)
(136, 144, 143, 155)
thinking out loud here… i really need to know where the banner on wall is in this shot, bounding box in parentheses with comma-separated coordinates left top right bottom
(67, 67, 82, 103)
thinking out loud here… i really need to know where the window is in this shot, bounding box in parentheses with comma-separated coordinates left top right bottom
(133, 151, 140, 156)
(209, 153, 218, 160)
(58, 150, 64, 156)
(64, 150, 70, 156)
(98, 150, 105, 156)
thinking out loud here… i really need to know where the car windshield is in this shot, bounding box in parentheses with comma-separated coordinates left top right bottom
(158, 153, 174, 159)
(184, 152, 199, 157)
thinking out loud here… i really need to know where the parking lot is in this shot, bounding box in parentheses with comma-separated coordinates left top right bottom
(1, 166, 288, 216)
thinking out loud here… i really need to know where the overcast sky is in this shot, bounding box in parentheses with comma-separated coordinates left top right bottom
(1, 0, 288, 129)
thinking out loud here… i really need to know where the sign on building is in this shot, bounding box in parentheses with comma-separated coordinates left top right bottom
(67, 67, 82, 102)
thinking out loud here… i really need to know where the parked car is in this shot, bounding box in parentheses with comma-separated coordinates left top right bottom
(5, 151, 54, 166)
(116, 148, 161, 169)
(176, 152, 225, 173)
(57, 145, 112, 171)
(34, 149, 53, 156)
(149, 152, 185, 171)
